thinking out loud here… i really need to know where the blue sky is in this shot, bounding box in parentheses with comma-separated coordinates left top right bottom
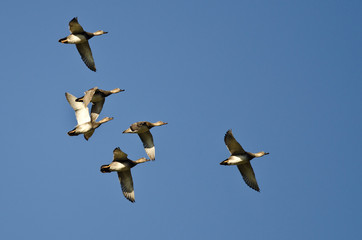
(0, 0, 361, 239)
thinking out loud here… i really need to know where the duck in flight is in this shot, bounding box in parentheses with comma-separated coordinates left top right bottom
(123, 121, 168, 160)
(75, 87, 124, 122)
(220, 129, 269, 192)
(59, 17, 108, 71)
(65, 92, 113, 140)
(100, 148, 150, 203)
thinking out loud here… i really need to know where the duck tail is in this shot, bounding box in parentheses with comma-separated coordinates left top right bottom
(58, 37, 68, 43)
(100, 165, 111, 173)
(219, 159, 229, 165)
(67, 129, 78, 136)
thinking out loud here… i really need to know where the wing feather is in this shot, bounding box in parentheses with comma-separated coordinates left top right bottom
(224, 129, 246, 155)
(82, 87, 97, 108)
(65, 93, 90, 125)
(118, 170, 135, 202)
(76, 42, 96, 71)
(69, 17, 84, 34)
(113, 148, 128, 161)
(91, 99, 105, 122)
(138, 131, 155, 160)
(237, 162, 260, 192)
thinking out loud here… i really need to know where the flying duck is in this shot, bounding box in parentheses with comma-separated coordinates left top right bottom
(101, 147, 150, 202)
(59, 17, 108, 71)
(75, 87, 124, 122)
(123, 121, 168, 160)
(65, 92, 113, 140)
(220, 129, 269, 192)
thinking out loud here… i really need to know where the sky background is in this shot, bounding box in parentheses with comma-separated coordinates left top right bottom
(0, 0, 361, 239)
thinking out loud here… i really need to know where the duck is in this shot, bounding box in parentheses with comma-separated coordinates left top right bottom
(58, 17, 108, 72)
(65, 92, 113, 140)
(220, 129, 269, 192)
(100, 147, 150, 202)
(123, 121, 168, 160)
(75, 87, 124, 122)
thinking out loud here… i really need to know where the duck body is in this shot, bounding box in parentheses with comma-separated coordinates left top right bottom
(59, 33, 90, 44)
(67, 122, 93, 136)
(103, 160, 135, 172)
(220, 154, 253, 165)
(127, 122, 151, 134)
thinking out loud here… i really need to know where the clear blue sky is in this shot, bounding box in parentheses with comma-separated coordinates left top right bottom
(0, 0, 361, 239)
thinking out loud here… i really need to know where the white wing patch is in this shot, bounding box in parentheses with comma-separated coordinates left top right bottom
(138, 131, 155, 160)
(144, 146, 155, 161)
(65, 92, 91, 125)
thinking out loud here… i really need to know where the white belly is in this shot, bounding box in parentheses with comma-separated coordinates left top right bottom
(67, 34, 87, 44)
(109, 162, 128, 171)
(76, 123, 92, 133)
(227, 155, 249, 165)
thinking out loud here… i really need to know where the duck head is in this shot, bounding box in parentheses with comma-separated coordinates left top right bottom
(154, 121, 168, 126)
(93, 30, 108, 36)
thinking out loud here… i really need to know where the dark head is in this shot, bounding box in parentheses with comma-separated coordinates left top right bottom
(100, 165, 111, 173)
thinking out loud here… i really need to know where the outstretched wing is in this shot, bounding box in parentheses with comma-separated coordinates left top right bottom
(81, 87, 98, 108)
(224, 129, 246, 155)
(76, 42, 96, 71)
(138, 131, 155, 160)
(65, 92, 90, 125)
(69, 17, 84, 34)
(113, 147, 128, 161)
(237, 162, 260, 192)
(118, 170, 135, 202)
(91, 98, 105, 122)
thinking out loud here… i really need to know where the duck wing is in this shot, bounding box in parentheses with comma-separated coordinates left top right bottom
(224, 129, 246, 155)
(83, 129, 95, 141)
(237, 162, 260, 192)
(81, 87, 97, 108)
(118, 170, 135, 202)
(76, 42, 96, 72)
(65, 92, 91, 125)
(90, 98, 105, 122)
(138, 131, 155, 160)
(113, 147, 128, 161)
(69, 17, 84, 34)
